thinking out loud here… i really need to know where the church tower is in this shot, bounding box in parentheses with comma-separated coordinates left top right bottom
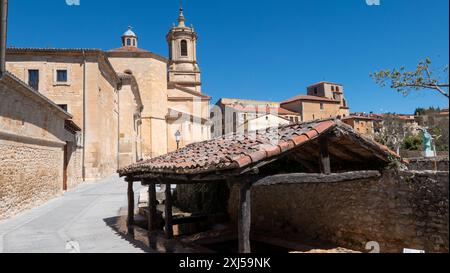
(166, 5, 202, 92)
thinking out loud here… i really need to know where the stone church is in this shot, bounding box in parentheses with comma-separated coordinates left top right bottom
(3, 6, 211, 187)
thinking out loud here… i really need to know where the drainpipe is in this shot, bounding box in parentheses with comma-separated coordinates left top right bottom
(82, 50, 87, 181)
(117, 83, 120, 170)
(0, 0, 8, 76)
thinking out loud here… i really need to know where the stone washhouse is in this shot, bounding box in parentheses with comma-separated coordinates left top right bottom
(119, 119, 441, 253)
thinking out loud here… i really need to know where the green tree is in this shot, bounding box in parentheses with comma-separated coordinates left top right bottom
(401, 135, 423, 151)
(371, 58, 449, 99)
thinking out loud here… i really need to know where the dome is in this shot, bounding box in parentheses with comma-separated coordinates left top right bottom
(123, 27, 137, 38)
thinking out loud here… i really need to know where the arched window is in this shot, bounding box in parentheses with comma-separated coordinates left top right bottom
(180, 40, 188, 56)
(127, 38, 131, 46)
(132, 39, 136, 47)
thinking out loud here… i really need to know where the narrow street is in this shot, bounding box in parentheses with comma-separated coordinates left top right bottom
(0, 175, 147, 253)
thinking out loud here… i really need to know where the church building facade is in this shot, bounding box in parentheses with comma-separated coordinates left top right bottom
(4, 7, 211, 184)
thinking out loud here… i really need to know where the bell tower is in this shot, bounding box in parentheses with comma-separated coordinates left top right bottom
(166, 5, 202, 92)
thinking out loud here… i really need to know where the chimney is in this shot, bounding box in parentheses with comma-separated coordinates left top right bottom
(0, 0, 8, 76)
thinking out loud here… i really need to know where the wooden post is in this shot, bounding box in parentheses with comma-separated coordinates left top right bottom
(127, 180, 135, 237)
(238, 181, 252, 253)
(319, 136, 331, 175)
(164, 183, 174, 239)
(148, 182, 157, 249)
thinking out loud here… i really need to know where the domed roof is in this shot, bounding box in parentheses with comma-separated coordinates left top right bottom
(122, 26, 137, 37)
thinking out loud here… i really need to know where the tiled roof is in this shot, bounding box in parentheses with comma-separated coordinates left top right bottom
(108, 46, 150, 53)
(281, 95, 341, 105)
(118, 119, 400, 178)
(308, 81, 343, 87)
(7, 47, 103, 54)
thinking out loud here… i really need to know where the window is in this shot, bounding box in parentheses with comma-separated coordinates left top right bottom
(132, 39, 136, 47)
(314, 87, 318, 95)
(320, 103, 324, 110)
(127, 38, 131, 46)
(58, 104, 68, 112)
(180, 40, 188, 56)
(28, 70, 39, 91)
(336, 86, 340, 92)
(56, 70, 68, 83)
(331, 86, 335, 92)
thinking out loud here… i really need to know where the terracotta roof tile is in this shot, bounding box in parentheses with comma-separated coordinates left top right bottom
(281, 95, 341, 105)
(118, 119, 402, 177)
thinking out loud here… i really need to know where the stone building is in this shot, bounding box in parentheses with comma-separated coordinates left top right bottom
(5, 48, 122, 181)
(280, 82, 350, 122)
(1, 6, 211, 219)
(108, 9, 211, 157)
(0, 72, 74, 219)
(212, 82, 349, 137)
(342, 115, 377, 138)
(4, 6, 211, 178)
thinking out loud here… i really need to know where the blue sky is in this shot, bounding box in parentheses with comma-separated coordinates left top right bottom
(7, 0, 449, 114)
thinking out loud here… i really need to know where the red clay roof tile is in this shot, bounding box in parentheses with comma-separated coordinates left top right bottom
(118, 119, 402, 177)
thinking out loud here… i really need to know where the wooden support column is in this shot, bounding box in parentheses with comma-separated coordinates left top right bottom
(127, 180, 135, 237)
(319, 136, 331, 175)
(147, 182, 157, 249)
(238, 181, 252, 253)
(164, 183, 174, 239)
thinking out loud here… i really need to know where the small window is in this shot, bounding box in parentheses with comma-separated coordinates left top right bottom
(320, 103, 324, 110)
(336, 86, 340, 92)
(57, 70, 68, 83)
(28, 70, 39, 91)
(132, 39, 136, 47)
(331, 86, 335, 92)
(127, 38, 131, 46)
(58, 104, 68, 112)
(314, 87, 318, 95)
(180, 40, 188, 56)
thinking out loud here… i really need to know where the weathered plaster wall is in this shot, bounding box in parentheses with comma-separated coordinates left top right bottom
(228, 170, 449, 253)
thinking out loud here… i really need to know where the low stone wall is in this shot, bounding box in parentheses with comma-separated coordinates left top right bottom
(228, 170, 449, 253)
(0, 140, 64, 219)
(407, 157, 449, 172)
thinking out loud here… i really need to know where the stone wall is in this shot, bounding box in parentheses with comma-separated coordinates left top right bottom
(228, 170, 449, 253)
(0, 75, 68, 220)
(0, 140, 63, 219)
(407, 157, 449, 172)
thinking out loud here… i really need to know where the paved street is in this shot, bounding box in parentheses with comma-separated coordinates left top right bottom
(0, 175, 146, 253)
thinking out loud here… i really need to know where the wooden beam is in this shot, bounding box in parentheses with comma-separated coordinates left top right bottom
(147, 182, 157, 249)
(238, 181, 252, 253)
(290, 152, 320, 172)
(127, 181, 135, 237)
(319, 136, 331, 174)
(253, 171, 381, 187)
(164, 183, 174, 239)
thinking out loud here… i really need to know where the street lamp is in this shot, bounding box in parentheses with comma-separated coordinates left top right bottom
(175, 130, 181, 150)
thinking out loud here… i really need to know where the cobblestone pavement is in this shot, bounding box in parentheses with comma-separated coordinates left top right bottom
(0, 175, 147, 253)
